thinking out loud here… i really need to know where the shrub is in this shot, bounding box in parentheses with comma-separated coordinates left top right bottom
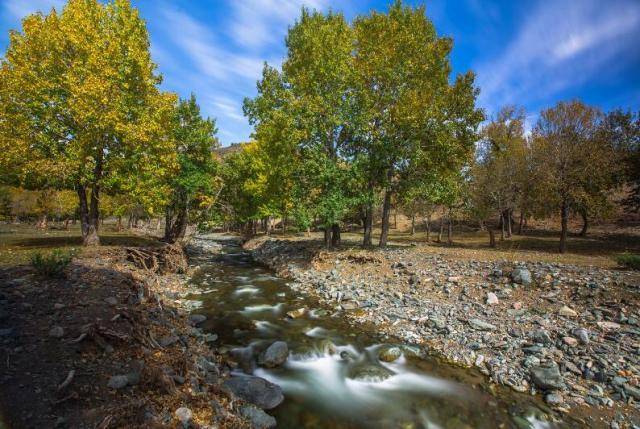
(31, 249, 75, 278)
(615, 253, 640, 270)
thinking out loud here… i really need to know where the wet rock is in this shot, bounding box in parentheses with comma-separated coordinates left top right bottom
(530, 365, 563, 390)
(486, 292, 499, 305)
(189, 314, 207, 326)
(224, 375, 284, 409)
(318, 339, 337, 355)
(286, 308, 306, 319)
(259, 341, 288, 368)
(558, 306, 577, 317)
(104, 297, 118, 306)
(348, 364, 394, 382)
(240, 404, 276, 429)
(107, 375, 129, 389)
(469, 318, 497, 331)
(48, 326, 64, 338)
(175, 407, 193, 427)
(511, 268, 532, 285)
(378, 346, 402, 362)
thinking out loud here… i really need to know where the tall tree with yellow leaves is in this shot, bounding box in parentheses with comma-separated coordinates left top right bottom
(0, 0, 176, 245)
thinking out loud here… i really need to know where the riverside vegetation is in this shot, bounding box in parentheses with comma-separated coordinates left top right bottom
(0, 0, 639, 428)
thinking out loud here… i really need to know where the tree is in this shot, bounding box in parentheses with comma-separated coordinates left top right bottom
(600, 109, 640, 212)
(532, 100, 615, 253)
(163, 95, 219, 243)
(352, 1, 482, 246)
(0, 0, 176, 245)
(245, 10, 357, 247)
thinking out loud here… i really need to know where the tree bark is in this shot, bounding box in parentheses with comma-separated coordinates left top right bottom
(379, 187, 392, 247)
(518, 211, 524, 235)
(77, 184, 99, 246)
(489, 228, 496, 248)
(437, 208, 444, 243)
(331, 224, 341, 247)
(410, 213, 415, 235)
(425, 213, 431, 242)
(447, 209, 453, 245)
(559, 200, 569, 253)
(506, 209, 512, 238)
(500, 210, 505, 241)
(323, 227, 331, 248)
(363, 202, 373, 247)
(579, 209, 588, 236)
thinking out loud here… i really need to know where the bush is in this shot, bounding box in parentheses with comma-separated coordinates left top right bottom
(31, 249, 75, 278)
(615, 253, 640, 270)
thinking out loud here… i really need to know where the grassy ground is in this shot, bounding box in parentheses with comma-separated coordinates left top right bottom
(0, 222, 158, 266)
(276, 221, 640, 268)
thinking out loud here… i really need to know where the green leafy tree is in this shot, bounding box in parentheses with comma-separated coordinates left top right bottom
(352, 1, 483, 246)
(0, 0, 176, 245)
(164, 94, 219, 243)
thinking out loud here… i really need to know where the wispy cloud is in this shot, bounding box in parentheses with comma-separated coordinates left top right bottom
(476, 0, 640, 113)
(227, 0, 328, 50)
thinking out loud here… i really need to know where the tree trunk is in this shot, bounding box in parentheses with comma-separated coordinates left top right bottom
(393, 206, 397, 229)
(37, 214, 48, 229)
(324, 227, 331, 248)
(518, 211, 524, 235)
(500, 210, 505, 241)
(559, 200, 569, 253)
(363, 201, 373, 247)
(410, 213, 415, 235)
(425, 213, 431, 242)
(506, 209, 512, 238)
(437, 208, 444, 243)
(116, 215, 123, 232)
(447, 209, 453, 245)
(77, 184, 99, 246)
(331, 224, 341, 247)
(579, 209, 588, 236)
(64, 218, 70, 230)
(379, 187, 392, 247)
(282, 216, 287, 236)
(489, 228, 496, 248)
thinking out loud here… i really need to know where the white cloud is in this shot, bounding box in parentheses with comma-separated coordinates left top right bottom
(227, 0, 329, 50)
(476, 0, 640, 113)
(3, 0, 64, 20)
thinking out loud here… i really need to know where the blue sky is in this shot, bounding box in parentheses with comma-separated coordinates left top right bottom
(2, 0, 640, 145)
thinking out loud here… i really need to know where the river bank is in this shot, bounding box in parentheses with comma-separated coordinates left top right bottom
(247, 236, 640, 428)
(0, 242, 248, 428)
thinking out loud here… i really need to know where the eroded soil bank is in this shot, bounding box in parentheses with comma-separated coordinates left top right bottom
(0, 244, 248, 428)
(247, 236, 640, 428)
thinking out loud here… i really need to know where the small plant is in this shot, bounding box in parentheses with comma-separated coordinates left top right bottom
(615, 253, 640, 270)
(31, 249, 75, 278)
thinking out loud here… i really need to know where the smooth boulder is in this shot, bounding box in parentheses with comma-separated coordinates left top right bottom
(259, 341, 288, 368)
(240, 404, 277, 429)
(224, 375, 284, 409)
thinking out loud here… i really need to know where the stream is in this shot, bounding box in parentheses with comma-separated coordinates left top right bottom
(186, 237, 568, 429)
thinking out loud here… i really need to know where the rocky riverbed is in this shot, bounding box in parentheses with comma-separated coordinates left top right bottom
(248, 237, 640, 428)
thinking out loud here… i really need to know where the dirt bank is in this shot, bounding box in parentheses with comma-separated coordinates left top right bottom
(0, 244, 247, 429)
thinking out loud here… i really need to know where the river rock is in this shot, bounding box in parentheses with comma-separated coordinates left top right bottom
(224, 375, 284, 409)
(259, 341, 288, 368)
(511, 268, 532, 285)
(572, 328, 590, 344)
(596, 321, 621, 331)
(49, 325, 64, 338)
(469, 318, 497, 331)
(378, 346, 402, 362)
(240, 404, 277, 429)
(531, 329, 552, 345)
(562, 336, 578, 347)
(558, 306, 577, 317)
(486, 292, 499, 305)
(545, 393, 564, 406)
(348, 364, 394, 382)
(189, 314, 207, 326)
(286, 308, 306, 319)
(530, 365, 563, 390)
(175, 407, 193, 427)
(107, 375, 129, 389)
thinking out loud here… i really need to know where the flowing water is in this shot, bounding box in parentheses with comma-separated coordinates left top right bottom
(187, 237, 567, 429)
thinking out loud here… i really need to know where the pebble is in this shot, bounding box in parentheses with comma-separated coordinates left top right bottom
(562, 336, 578, 347)
(48, 326, 64, 338)
(175, 407, 192, 427)
(558, 306, 578, 317)
(107, 375, 129, 389)
(486, 292, 499, 305)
